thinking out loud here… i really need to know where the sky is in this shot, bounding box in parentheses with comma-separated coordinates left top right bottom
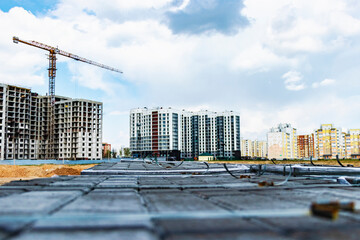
(1, 0, 360, 149)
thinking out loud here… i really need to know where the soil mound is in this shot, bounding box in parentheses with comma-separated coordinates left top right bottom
(47, 167, 80, 176)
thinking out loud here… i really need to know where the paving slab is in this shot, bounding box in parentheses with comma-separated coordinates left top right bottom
(13, 229, 158, 240)
(0, 191, 82, 215)
(3, 161, 360, 239)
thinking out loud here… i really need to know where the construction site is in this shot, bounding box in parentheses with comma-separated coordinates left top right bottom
(0, 83, 103, 160)
(0, 159, 360, 239)
(0, 36, 122, 160)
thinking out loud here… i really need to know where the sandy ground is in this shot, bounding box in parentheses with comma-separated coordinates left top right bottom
(0, 164, 96, 185)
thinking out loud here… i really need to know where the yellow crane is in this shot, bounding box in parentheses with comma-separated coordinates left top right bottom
(13, 36, 122, 159)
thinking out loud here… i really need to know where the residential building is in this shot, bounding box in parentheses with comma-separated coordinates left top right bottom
(254, 140, 268, 158)
(102, 143, 112, 157)
(241, 139, 253, 157)
(130, 107, 240, 159)
(314, 124, 344, 159)
(241, 139, 267, 158)
(345, 129, 360, 159)
(0, 83, 102, 160)
(130, 107, 182, 159)
(297, 134, 315, 158)
(267, 123, 297, 159)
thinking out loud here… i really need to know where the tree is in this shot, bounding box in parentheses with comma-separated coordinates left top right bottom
(105, 150, 111, 159)
(119, 148, 123, 157)
(111, 149, 117, 158)
(123, 148, 131, 157)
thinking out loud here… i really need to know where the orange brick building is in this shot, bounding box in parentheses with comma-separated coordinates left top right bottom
(102, 143, 111, 158)
(297, 134, 315, 158)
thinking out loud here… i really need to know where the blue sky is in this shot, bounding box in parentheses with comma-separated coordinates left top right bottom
(1, 0, 360, 149)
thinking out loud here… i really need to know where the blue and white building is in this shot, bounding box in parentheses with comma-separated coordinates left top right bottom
(130, 107, 240, 159)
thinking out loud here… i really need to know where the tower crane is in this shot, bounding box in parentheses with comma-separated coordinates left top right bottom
(13, 36, 122, 159)
(13, 36, 122, 104)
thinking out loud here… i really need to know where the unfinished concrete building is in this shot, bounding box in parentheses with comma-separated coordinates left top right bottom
(0, 83, 102, 160)
(55, 98, 103, 160)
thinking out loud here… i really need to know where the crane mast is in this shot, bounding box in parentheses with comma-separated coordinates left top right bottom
(13, 36, 122, 159)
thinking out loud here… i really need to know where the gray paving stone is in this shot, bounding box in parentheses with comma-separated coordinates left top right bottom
(208, 192, 306, 210)
(49, 181, 97, 188)
(59, 190, 146, 213)
(288, 226, 360, 240)
(155, 218, 265, 234)
(165, 232, 291, 240)
(0, 189, 26, 198)
(0, 219, 33, 236)
(12, 229, 158, 240)
(32, 213, 153, 230)
(143, 191, 225, 212)
(260, 215, 353, 232)
(0, 191, 82, 215)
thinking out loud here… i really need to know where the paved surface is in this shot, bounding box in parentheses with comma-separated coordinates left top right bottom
(1, 161, 360, 239)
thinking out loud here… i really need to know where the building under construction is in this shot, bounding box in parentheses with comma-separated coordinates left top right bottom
(0, 83, 102, 160)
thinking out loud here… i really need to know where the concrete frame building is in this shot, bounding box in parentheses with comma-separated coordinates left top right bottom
(0, 83, 102, 160)
(267, 123, 297, 160)
(130, 107, 240, 159)
(55, 98, 103, 160)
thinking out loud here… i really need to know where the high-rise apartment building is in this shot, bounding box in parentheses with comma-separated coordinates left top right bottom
(314, 124, 345, 159)
(130, 107, 240, 159)
(345, 129, 360, 159)
(241, 139, 267, 158)
(130, 107, 181, 158)
(254, 140, 268, 158)
(297, 134, 315, 159)
(54, 98, 102, 160)
(241, 139, 253, 157)
(0, 83, 102, 160)
(267, 123, 297, 159)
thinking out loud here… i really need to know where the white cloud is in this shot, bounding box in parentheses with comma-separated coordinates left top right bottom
(312, 78, 336, 88)
(282, 70, 306, 91)
(232, 45, 296, 71)
(2, 0, 360, 148)
(169, 0, 191, 12)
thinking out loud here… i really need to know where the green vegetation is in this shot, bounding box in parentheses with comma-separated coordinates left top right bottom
(123, 148, 131, 157)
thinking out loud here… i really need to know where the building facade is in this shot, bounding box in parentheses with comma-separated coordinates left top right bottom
(102, 143, 112, 157)
(297, 134, 315, 159)
(55, 98, 103, 160)
(241, 139, 267, 158)
(345, 129, 360, 159)
(314, 124, 345, 159)
(267, 123, 297, 160)
(0, 83, 102, 160)
(130, 107, 240, 159)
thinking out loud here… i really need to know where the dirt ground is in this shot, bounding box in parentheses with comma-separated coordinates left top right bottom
(0, 164, 96, 185)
